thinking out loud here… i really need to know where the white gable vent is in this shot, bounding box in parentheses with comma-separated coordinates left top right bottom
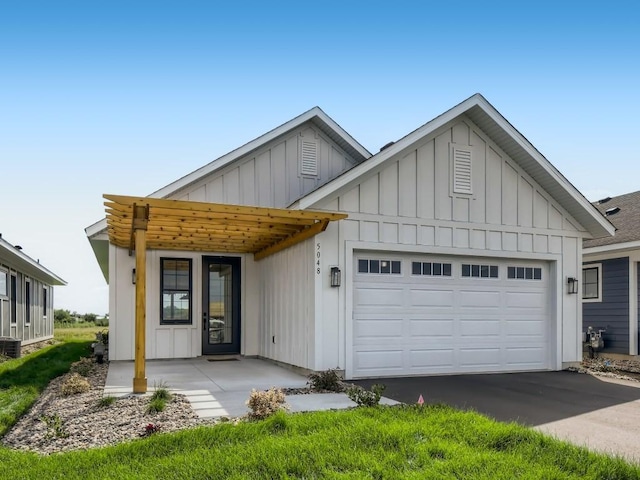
(300, 140, 318, 176)
(452, 146, 472, 194)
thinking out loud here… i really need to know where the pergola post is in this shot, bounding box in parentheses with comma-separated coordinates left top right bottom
(132, 205, 149, 394)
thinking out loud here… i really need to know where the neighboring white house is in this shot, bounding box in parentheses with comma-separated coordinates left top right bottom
(0, 234, 66, 346)
(86, 94, 614, 379)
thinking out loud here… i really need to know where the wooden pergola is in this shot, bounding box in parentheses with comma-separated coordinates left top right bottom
(104, 194, 347, 393)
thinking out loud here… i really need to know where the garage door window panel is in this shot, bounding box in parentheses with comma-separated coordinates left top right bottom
(462, 264, 498, 278)
(412, 262, 452, 277)
(507, 266, 542, 280)
(358, 259, 401, 275)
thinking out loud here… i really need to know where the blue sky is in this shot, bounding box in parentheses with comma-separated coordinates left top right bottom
(1, 1, 638, 314)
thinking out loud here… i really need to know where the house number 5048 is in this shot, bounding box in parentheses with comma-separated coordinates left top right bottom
(316, 243, 321, 275)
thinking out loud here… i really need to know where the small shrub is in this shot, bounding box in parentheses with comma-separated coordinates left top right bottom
(141, 423, 160, 436)
(96, 329, 109, 346)
(0, 353, 10, 364)
(97, 395, 116, 407)
(146, 397, 167, 414)
(40, 414, 69, 439)
(246, 387, 289, 420)
(346, 384, 386, 407)
(70, 357, 95, 377)
(60, 373, 91, 396)
(307, 368, 344, 392)
(151, 381, 172, 401)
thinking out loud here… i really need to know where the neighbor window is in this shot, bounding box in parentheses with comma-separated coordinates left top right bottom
(0, 269, 7, 297)
(42, 287, 48, 317)
(25, 279, 31, 324)
(582, 264, 602, 302)
(10, 274, 16, 323)
(161, 258, 192, 324)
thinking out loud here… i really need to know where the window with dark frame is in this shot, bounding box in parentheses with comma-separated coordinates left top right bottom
(42, 287, 48, 317)
(357, 259, 401, 275)
(161, 258, 192, 324)
(582, 266, 599, 300)
(25, 279, 31, 324)
(10, 275, 16, 323)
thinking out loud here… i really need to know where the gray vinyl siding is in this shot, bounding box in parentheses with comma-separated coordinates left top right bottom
(583, 257, 629, 354)
(0, 262, 54, 342)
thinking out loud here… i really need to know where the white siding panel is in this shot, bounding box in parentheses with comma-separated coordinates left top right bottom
(470, 133, 486, 223)
(360, 175, 379, 214)
(416, 141, 435, 219)
(399, 151, 417, 217)
(502, 163, 518, 225)
(434, 131, 452, 220)
(486, 146, 502, 224)
(206, 176, 224, 202)
(518, 178, 534, 227)
(380, 162, 398, 216)
(224, 168, 240, 204)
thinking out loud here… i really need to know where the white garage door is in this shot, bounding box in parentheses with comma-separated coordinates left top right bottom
(352, 254, 552, 378)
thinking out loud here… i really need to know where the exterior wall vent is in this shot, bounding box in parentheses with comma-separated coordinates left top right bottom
(452, 146, 472, 194)
(598, 197, 612, 204)
(300, 140, 318, 176)
(380, 141, 395, 152)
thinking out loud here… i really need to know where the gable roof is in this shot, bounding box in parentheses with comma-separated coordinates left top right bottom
(0, 235, 66, 285)
(584, 190, 640, 249)
(292, 93, 615, 240)
(151, 106, 371, 199)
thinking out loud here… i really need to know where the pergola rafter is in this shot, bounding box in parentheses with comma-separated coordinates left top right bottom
(102, 194, 347, 393)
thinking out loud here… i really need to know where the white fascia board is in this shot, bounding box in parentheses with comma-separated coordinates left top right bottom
(296, 96, 482, 210)
(472, 95, 615, 240)
(0, 238, 67, 285)
(85, 218, 107, 238)
(150, 107, 371, 199)
(583, 240, 640, 257)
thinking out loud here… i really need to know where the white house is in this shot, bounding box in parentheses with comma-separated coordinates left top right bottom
(86, 94, 613, 383)
(0, 234, 66, 349)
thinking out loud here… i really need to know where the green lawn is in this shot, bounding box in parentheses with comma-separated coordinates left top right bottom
(0, 341, 91, 436)
(54, 324, 107, 342)
(1, 342, 639, 479)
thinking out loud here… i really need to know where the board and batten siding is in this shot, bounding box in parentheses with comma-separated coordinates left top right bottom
(313, 115, 586, 370)
(170, 123, 359, 208)
(109, 244, 261, 361)
(0, 263, 54, 344)
(583, 257, 630, 354)
(259, 238, 316, 370)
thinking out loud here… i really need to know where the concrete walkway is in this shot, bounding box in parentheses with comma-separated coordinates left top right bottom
(105, 358, 397, 418)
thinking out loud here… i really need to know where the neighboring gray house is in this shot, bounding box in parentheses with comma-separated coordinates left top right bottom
(583, 190, 640, 355)
(87, 94, 614, 380)
(0, 234, 66, 346)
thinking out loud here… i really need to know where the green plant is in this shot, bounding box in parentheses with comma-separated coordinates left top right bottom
(151, 381, 172, 401)
(345, 383, 386, 407)
(97, 395, 116, 407)
(60, 372, 91, 396)
(96, 329, 109, 346)
(70, 356, 95, 376)
(307, 368, 344, 392)
(40, 414, 69, 439)
(246, 387, 288, 420)
(147, 397, 167, 414)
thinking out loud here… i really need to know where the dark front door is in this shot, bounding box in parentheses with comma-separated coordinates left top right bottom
(202, 256, 241, 355)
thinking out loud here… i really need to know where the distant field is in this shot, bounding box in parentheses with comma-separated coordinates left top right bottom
(54, 325, 107, 342)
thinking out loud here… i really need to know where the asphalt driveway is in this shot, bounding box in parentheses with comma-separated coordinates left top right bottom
(355, 371, 640, 463)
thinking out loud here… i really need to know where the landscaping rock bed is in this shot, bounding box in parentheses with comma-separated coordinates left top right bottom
(570, 355, 640, 383)
(1, 362, 216, 455)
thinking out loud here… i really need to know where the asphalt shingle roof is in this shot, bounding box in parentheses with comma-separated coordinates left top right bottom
(584, 190, 640, 249)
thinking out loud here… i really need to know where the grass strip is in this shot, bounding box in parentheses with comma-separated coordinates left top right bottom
(0, 405, 638, 479)
(0, 341, 92, 436)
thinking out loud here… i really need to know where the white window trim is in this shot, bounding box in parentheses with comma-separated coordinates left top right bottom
(0, 267, 7, 298)
(582, 263, 602, 303)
